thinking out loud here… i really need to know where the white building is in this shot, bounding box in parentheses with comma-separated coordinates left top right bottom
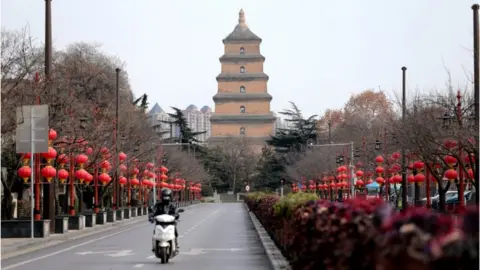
(147, 103, 212, 142)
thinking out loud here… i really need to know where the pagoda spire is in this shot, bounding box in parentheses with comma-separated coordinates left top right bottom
(238, 9, 246, 27)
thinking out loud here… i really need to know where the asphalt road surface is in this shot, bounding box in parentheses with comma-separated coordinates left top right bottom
(2, 203, 272, 270)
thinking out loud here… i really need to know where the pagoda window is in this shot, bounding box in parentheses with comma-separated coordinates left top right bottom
(240, 47, 245, 54)
(240, 86, 246, 93)
(240, 127, 246, 135)
(240, 106, 246, 113)
(240, 66, 245, 73)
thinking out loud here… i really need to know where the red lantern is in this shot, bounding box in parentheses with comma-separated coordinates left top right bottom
(393, 174, 402, 184)
(18, 166, 32, 183)
(57, 154, 68, 167)
(413, 161, 425, 170)
(443, 155, 457, 167)
(119, 164, 127, 172)
(375, 166, 384, 175)
(119, 152, 127, 162)
(356, 179, 364, 187)
(407, 174, 415, 183)
(99, 173, 111, 185)
(414, 173, 425, 184)
(337, 165, 347, 173)
(391, 152, 401, 160)
(131, 178, 140, 186)
(100, 160, 111, 171)
(75, 154, 89, 167)
(48, 128, 57, 141)
(443, 139, 457, 149)
(160, 173, 168, 181)
(160, 166, 169, 174)
(146, 162, 154, 169)
(375, 155, 384, 164)
(467, 168, 474, 179)
(41, 147, 57, 163)
(444, 169, 458, 181)
(85, 147, 93, 155)
(100, 147, 109, 155)
(75, 169, 88, 183)
(391, 164, 401, 172)
(41, 165, 57, 182)
(355, 170, 364, 177)
(119, 176, 127, 186)
(367, 179, 373, 184)
(131, 168, 140, 176)
(21, 153, 31, 164)
(57, 169, 69, 184)
(84, 172, 93, 184)
(376, 177, 385, 185)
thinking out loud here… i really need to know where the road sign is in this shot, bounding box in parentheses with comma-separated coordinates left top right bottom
(15, 105, 49, 153)
(245, 185, 250, 192)
(76, 250, 134, 257)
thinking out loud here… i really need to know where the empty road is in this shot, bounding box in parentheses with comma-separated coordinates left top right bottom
(1, 203, 271, 270)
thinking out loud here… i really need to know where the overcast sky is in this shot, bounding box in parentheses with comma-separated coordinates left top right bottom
(1, 0, 476, 117)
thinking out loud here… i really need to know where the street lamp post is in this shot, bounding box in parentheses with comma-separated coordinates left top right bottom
(401, 66, 408, 211)
(114, 68, 121, 210)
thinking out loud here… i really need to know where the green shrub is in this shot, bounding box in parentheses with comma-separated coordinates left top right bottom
(273, 192, 318, 218)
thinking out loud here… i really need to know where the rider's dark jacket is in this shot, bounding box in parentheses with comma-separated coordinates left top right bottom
(153, 202, 177, 218)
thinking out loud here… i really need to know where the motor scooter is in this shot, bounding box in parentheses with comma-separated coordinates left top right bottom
(148, 207, 184, 264)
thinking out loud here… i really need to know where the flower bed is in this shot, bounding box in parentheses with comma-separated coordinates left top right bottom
(246, 192, 479, 270)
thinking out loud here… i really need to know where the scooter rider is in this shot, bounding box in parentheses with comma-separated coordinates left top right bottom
(151, 188, 180, 251)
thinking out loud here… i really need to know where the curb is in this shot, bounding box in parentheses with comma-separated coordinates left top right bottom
(1, 203, 202, 260)
(245, 204, 291, 270)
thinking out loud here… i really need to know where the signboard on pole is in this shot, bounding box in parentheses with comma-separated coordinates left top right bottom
(15, 105, 49, 153)
(245, 185, 250, 192)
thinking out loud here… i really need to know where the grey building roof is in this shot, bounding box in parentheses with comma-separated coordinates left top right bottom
(200, 105, 212, 113)
(216, 72, 269, 82)
(219, 54, 265, 63)
(213, 92, 272, 102)
(210, 113, 276, 124)
(148, 103, 164, 115)
(223, 9, 262, 44)
(185, 104, 198, 111)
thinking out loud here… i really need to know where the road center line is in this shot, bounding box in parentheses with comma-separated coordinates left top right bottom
(133, 264, 144, 268)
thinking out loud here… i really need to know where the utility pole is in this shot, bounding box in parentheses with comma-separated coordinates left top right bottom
(44, 0, 55, 233)
(472, 4, 480, 204)
(115, 68, 121, 209)
(401, 66, 408, 211)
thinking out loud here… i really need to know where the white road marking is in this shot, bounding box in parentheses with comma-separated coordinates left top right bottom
(2, 223, 147, 270)
(146, 255, 155, 259)
(133, 263, 144, 268)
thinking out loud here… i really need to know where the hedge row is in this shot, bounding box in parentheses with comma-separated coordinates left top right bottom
(246, 192, 478, 270)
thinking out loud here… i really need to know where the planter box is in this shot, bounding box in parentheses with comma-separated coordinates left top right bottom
(55, 217, 69, 234)
(67, 215, 85, 230)
(1, 220, 50, 238)
(137, 207, 143, 216)
(96, 212, 107, 225)
(116, 209, 124, 221)
(106, 211, 116, 223)
(124, 208, 131, 219)
(131, 208, 137, 217)
(84, 213, 97, 228)
(142, 207, 147, 215)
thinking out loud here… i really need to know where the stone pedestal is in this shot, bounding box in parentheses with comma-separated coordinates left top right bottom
(106, 211, 116, 223)
(55, 217, 69, 234)
(131, 208, 137, 217)
(116, 209, 124, 221)
(67, 215, 85, 230)
(1, 220, 51, 238)
(84, 213, 96, 227)
(96, 212, 107, 225)
(124, 208, 131, 219)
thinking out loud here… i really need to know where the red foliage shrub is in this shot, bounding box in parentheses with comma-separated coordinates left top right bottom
(245, 195, 479, 270)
